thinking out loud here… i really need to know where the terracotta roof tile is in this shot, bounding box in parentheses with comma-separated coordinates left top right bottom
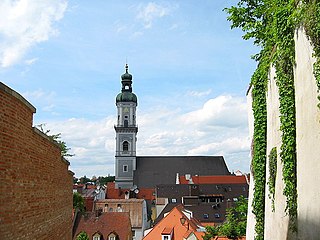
(73, 212, 131, 240)
(106, 182, 155, 200)
(143, 205, 205, 240)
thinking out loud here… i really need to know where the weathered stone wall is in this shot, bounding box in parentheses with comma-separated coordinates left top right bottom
(0, 83, 73, 240)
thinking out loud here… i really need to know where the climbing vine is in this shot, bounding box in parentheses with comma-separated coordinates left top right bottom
(301, 1, 320, 107)
(250, 62, 268, 240)
(226, 0, 320, 238)
(268, 147, 277, 212)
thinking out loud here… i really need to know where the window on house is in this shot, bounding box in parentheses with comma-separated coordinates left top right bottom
(215, 213, 220, 218)
(203, 214, 209, 219)
(123, 165, 128, 172)
(117, 204, 123, 212)
(124, 119, 128, 127)
(123, 141, 129, 151)
(108, 233, 117, 240)
(171, 198, 177, 203)
(93, 236, 100, 240)
(132, 230, 135, 237)
(163, 236, 169, 240)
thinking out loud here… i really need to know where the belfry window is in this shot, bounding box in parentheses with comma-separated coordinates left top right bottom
(123, 141, 129, 151)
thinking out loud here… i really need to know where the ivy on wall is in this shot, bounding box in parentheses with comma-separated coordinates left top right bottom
(226, 0, 320, 239)
(301, 1, 320, 107)
(268, 147, 277, 212)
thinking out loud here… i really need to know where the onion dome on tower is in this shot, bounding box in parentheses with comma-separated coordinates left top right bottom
(116, 64, 138, 105)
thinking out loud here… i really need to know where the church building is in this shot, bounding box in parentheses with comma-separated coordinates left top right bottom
(114, 65, 231, 189)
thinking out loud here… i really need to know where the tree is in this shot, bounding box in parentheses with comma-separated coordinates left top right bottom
(97, 175, 115, 186)
(203, 196, 248, 240)
(73, 192, 85, 212)
(36, 124, 74, 158)
(79, 175, 91, 184)
(76, 231, 89, 240)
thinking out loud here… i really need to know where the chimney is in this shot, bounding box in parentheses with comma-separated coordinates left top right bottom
(176, 173, 180, 184)
(95, 208, 102, 218)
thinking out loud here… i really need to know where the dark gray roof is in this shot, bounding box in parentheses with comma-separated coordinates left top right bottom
(154, 183, 249, 225)
(133, 156, 230, 188)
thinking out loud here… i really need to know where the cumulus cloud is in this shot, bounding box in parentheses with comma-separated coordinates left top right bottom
(40, 94, 250, 177)
(136, 2, 175, 29)
(0, 0, 67, 67)
(182, 95, 248, 128)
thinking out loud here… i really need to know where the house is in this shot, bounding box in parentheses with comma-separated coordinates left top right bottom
(155, 174, 249, 225)
(73, 211, 132, 240)
(0, 82, 73, 239)
(143, 205, 205, 240)
(95, 199, 149, 240)
(74, 184, 106, 212)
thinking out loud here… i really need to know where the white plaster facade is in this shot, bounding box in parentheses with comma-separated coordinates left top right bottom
(246, 27, 320, 239)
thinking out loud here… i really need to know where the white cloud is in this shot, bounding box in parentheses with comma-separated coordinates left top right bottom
(0, 0, 67, 67)
(182, 95, 248, 128)
(25, 57, 38, 65)
(131, 31, 144, 39)
(187, 89, 212, 97)
(39, 94, 250, 177)
(136, 2, 174, 29)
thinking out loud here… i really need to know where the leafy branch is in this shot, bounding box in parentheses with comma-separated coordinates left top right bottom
(36, 124, 75, 158)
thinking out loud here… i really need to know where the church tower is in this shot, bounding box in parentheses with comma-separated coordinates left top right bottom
(114, 64, 138, 188)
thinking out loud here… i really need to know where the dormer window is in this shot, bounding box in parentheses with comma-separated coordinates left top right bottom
(93, 232, 101, 240)
(108, 232, 118, 240)
(161, 227, 173, 240)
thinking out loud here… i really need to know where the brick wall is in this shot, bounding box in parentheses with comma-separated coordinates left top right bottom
(0, 82, 73, 240)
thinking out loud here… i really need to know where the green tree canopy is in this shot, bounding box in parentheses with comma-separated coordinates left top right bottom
(76, 231, 89, 240)
(73, 192, 85, 212)
(203, 196, 248, 240)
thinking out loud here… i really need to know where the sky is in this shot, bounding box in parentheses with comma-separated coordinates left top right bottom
(0, 0, 258, 178)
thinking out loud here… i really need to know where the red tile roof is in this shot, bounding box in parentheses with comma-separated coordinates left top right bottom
(162, 227, 173, 235)
(214, 237, 246, 240)
(106, 182, 155, 200)
(179, 175, 248, 185)
(73, 211, 131, 240)
(143, 205, 205, 240)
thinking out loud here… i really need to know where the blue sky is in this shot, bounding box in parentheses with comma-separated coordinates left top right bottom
(0, 0, 257, 178)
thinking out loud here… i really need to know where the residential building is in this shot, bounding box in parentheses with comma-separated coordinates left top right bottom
(155, 174, 249, 225)
(73, 211, 132, 240)
(95, 199, 149, 240)
(143, 205, 205, 240)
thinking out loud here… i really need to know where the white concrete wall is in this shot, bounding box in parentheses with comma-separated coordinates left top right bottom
(264, 66, 290, 240)
(245, 87, 256, 240)
(246, 27, 320, 240)
(295, 27, 320, 240)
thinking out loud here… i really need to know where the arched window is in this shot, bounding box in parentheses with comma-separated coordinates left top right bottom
(123, 141, 129, 151)
(124, 119, 128, 127)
